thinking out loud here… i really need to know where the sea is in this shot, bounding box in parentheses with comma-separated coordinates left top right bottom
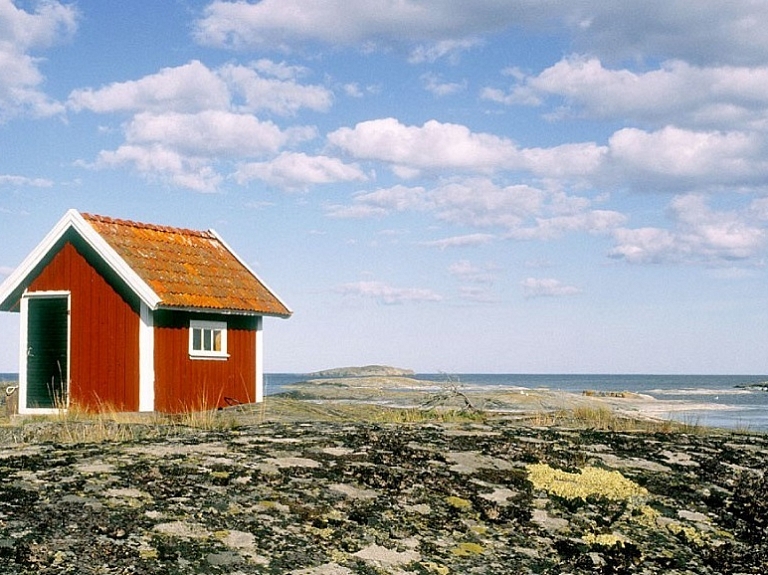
(3, 372, 767, 431)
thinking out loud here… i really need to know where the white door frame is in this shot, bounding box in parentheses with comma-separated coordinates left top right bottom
(19, 290, 71, 415)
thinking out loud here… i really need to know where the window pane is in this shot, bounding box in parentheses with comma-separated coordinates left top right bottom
(192, 328, 202, 351)
(213, 330, 222, 352)
(203, 329, 212, 351)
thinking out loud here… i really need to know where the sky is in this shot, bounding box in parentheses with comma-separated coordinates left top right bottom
(1, 0, 767, 375)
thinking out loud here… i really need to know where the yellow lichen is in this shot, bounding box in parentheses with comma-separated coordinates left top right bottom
(583, 532, 626, 547)
(227, 502, 244, 515)
(421, 561, 450, 574)
(450, 542, 485, 556)
(139, 548, 159, 560)
(324, 508, 345, 522)
(635, 505, 660, 527)
(667, 522, 705, 545)
(329, 549, 349, 564)
(526, 463, 647, 502)
(311, 526, 335, 539)
(445, 496, 473, 510)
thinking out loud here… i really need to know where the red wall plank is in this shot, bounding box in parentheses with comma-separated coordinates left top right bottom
(153, 311, 256, 413)
(28, 241, 140, 411)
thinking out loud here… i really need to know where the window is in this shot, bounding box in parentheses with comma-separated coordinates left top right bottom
(189, 320, 228, 359)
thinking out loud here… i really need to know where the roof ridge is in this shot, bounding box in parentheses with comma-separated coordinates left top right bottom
(82, 212, 212, 238)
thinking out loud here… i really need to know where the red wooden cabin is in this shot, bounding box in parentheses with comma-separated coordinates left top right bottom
(0, 210, 291, 414)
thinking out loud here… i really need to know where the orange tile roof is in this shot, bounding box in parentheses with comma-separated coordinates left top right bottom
(82, 213, 291, 316)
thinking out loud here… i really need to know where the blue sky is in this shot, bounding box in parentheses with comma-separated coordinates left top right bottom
(1, 0, 767, 374)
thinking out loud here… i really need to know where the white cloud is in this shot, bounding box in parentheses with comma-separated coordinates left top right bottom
(220, 62, 332, 115)
(520, 278, 581, 299)
(68, 59, 333, 190)
(507, 209, 627, 241)
(328, 117, 766, 200)
(194, 0, 514, 49)
(328, 118, 519, 174)
(354, 185, 431, 213)
(325, 203, 389, 219)
(490, 57, 768, 130)
(124, 111, 292, 157)
(343, 83, 363, 98)
(608, 227, 678, 264)
(326, 178, 625, 241)
(566, 2, 768, 67)
(235, 152, 367, 190)
(521, 142, 607, 179)
(251, 58, 309, 80)
(607, 126, 768, 189)
(457, 285, 497, 303)
(421, 73, 466, 97)
(194, 1, 768, 66)
(68, 60, 229, 113)
(0, 265, 14, 277)
(69, 60, 332, 117)
(91, 109, 316, 191)
(422, 234, 496, 249)
(751, 197, 768, 221)
(96, 144, 222, 192)
(409, 38, 482, 64)
(448, 260, 497, 284)
(481, 86, 532, 106)
(0, 0, 77, 47)
(0, 0, 76, 121)
(328, 118, 604, 180)
(609, 194, 767, 264)
(342, 82, 380, 99)
(337, 280, 443, 305)
(0, 174, 53, 187)
(431, 180, 544, 228)
(329, 180, 540, 227)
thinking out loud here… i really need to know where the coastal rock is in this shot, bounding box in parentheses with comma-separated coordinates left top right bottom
(1, 415, 767, 573)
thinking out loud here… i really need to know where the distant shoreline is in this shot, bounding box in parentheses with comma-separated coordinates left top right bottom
(4, 372, 767, 431)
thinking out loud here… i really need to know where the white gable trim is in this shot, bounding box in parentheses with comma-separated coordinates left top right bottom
(208, 229, 293, 317)
(0, 209, 161, 311)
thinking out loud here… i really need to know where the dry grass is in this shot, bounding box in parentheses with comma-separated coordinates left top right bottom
(521, 404, 708, 434)
(372, 406, 486, 424)
(163, 406, 240, 431)
(0, 392, 717, 445)
(250, 396, 486, 425)
(2, 402, 157, 444)
(3, 397, 444, 443)
(0, 395, 243, 445)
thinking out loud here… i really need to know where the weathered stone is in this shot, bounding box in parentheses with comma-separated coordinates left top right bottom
(0, 413, 766, 574)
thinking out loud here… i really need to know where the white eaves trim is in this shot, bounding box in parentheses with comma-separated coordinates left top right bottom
(208, 228, 293, 317)
(0, 209, 162, 311)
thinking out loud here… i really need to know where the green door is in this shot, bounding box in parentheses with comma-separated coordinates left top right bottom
(26, 296, 69, 409)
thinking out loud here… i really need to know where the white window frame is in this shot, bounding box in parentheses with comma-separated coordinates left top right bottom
(189, 320, 229, 360)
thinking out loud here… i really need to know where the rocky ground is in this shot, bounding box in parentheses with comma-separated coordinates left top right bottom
(1, 404, 767, 574)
